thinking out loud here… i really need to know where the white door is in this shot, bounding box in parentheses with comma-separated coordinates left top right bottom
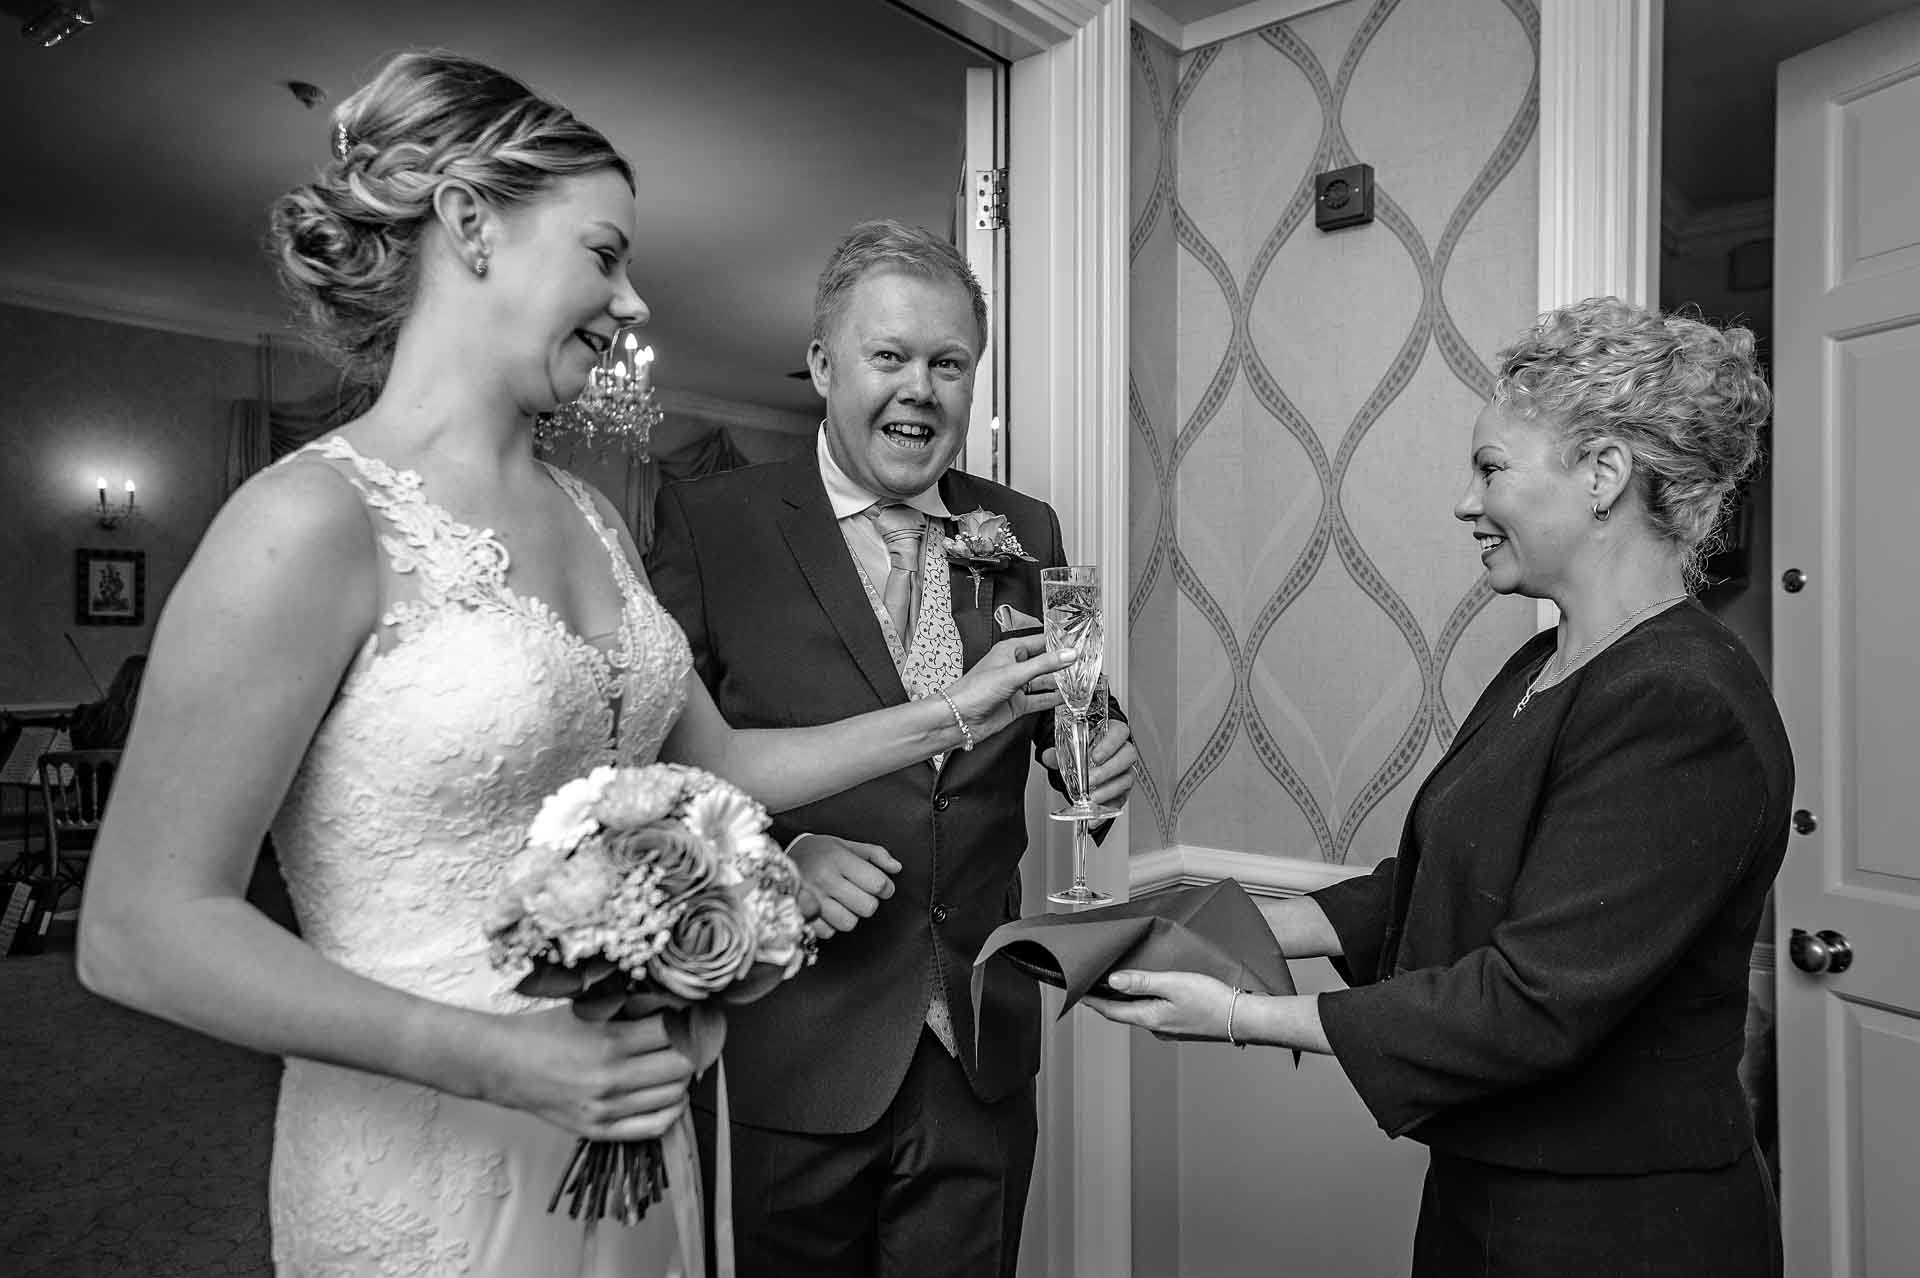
(1773, 9, 1920, 1275)
(959, 62, 1008, 482)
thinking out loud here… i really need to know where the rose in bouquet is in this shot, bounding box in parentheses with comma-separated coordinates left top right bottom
(487, 762, 813, 1226)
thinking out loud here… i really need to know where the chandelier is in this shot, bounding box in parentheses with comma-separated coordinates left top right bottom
(535, 331, 662, 458)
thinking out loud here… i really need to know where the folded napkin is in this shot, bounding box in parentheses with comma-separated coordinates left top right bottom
(972, 878, 1296, 1027)
(993, 604, 1043, 634)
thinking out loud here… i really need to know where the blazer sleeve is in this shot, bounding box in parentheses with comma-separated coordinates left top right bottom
(646, 482, 715, 689)
(1318, 665, 1774, 1138)
(1309, 857, 1398, 985)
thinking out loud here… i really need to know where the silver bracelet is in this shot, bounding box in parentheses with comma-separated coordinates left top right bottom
(937, 689, 976, 751)
(1226, 987, 1249, 1049)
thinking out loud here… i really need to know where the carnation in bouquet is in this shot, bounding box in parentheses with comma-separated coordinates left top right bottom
(487, 762, 813, 1227)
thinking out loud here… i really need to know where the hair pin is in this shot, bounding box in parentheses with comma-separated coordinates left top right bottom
(332, 121, 354, 161)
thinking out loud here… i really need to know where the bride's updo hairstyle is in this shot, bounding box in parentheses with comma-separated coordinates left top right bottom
(1490, 296, 1772, 582)
(270, 50, 633, 387)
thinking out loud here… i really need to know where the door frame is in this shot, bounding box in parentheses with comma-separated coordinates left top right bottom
(1533, 0, 1663, 630)
(895, 3, 1134, 1276)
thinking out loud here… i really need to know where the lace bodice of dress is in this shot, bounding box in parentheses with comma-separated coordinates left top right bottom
(269, 436, 691, 1012)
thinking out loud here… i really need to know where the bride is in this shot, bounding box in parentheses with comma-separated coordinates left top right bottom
(76, 50, 1067, 1277)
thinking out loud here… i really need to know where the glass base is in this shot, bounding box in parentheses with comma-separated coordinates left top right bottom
(1048, 800, 1120, 823)
(1047, 883, 1114, 906)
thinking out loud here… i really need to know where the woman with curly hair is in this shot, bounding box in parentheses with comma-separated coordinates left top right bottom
(1086, 297, 1791, 1276)
(75, 50, 1066, 1276)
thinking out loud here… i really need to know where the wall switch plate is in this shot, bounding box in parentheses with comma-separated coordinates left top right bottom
(1315, 163, 1375, 231)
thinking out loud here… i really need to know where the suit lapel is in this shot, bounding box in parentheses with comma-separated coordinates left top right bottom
(940, 471, 995, 675)
(774, 459, 908, 707)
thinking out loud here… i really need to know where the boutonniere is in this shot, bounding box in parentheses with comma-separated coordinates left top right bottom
(943, 507, 1038, 608)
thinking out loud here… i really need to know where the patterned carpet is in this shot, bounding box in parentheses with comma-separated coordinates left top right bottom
(0, 943, 278, 1277)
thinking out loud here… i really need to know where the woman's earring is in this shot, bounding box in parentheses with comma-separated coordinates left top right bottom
(472, 251, 490, 278)
(1593, 502, 1611, 522)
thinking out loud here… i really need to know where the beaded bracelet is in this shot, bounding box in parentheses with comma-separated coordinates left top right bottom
(1226, 987, 1249, 1049)
(937, 690, 976, 751)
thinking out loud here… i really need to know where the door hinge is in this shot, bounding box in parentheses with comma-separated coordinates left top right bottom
(973, 169, 1008, 231)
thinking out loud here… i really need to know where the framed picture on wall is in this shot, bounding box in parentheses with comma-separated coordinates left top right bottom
(74, 548, 146, 626)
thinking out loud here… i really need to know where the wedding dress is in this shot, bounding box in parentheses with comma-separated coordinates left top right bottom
(266, 437, 691, 1276)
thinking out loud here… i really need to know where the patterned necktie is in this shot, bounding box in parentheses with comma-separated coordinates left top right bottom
(869, 502, 925, 645)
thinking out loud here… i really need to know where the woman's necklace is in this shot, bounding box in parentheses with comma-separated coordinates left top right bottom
(1513, 594, 1689, 717)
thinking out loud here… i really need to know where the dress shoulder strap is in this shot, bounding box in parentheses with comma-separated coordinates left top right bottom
(279, 436, 511, 618)
(543, 463, 646, 604)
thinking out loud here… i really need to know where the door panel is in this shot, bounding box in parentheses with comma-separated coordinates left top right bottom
(1839, 71, 1920, 278)
(1833, 328, 1920, 884)
(1774, 9, 1920, 1275)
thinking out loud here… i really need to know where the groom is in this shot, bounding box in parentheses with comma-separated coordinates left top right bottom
(649, 219, 1135, 1277)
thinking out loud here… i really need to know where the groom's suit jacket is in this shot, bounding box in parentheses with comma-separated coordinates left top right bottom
(648, 455, 1064, 1134)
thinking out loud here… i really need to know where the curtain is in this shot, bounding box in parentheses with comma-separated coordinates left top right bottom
(629, 427, 748, 556)
(225, 336, 356, 493)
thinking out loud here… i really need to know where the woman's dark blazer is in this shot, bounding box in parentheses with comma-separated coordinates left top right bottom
(1311, 603, 1793, 1174)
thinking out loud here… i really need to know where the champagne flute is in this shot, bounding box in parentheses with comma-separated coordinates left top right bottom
(1043, 566, 1119, 832)
(1047, 678, 1113, 905)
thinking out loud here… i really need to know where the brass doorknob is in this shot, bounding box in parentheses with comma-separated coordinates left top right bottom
(1793, 809, 1818, 835)
(1789, 927, 1853, 975)
(1781, 568, 1807, 593)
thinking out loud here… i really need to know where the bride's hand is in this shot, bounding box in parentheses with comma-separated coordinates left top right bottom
(479, 1006, 694, 1142)
(943, 636, 1073, 742)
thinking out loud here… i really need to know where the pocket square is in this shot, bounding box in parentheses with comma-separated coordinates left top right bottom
(993, 604, 1043, 633)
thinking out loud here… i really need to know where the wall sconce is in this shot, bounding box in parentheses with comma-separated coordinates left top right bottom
(94, 476, 138, 530)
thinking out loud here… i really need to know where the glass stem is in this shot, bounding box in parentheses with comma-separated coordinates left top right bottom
(1071, 820, 1091, 893)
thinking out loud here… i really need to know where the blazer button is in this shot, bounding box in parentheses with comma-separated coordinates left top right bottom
(932, 904, 950, 924)
(933, 795, 952, 812)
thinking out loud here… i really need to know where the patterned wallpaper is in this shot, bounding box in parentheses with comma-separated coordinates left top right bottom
(1127, 0, 1544, 866)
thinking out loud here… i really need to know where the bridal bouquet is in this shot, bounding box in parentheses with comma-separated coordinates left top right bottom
(487, 762, 813, 1226)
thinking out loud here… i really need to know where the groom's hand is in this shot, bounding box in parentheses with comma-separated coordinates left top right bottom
(787, 834, 902, 937)
(1040, 717, 1139, 809)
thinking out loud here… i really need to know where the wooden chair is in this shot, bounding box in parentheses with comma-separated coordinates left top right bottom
(36, 749, 121, 907)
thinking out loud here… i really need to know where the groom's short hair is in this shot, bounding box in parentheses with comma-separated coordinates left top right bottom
(812, 218, 988, 351)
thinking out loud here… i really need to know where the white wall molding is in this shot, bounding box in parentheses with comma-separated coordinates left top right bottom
(1535, 0, 1663, 634)
(1133, 0, 1351, 52)
(1660, 185, 1774, 260)
(0, 279, 283, 348)
(1131, 845, 1370, 897)
(900, 0, 1106, 59)
(653, 387, 818, 437)
(1537, 0, 1663, 311)
(895, 0, 1135, 1271)
(1013, 5, 1134, 1270)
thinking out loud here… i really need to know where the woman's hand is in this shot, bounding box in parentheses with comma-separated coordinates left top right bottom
(944, 636, 1073, 741)
(1081, 969, 1236, 1043)
(479, 1007, 695, 1142)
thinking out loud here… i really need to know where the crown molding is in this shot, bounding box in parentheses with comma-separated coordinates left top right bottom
(1662, 179, 1774, 258)
(654, 387, 818, 436)
(0, 278, 286, 347)
(1132, 0, 1352, 53)
(1130, 844, 1370, 897)
(0, 280, 828, 434)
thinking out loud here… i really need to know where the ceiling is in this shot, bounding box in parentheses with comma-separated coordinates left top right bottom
(0, 0, 991, 415)
(1663, 0, 1919, 208)
(4, 0, 1914, 413)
